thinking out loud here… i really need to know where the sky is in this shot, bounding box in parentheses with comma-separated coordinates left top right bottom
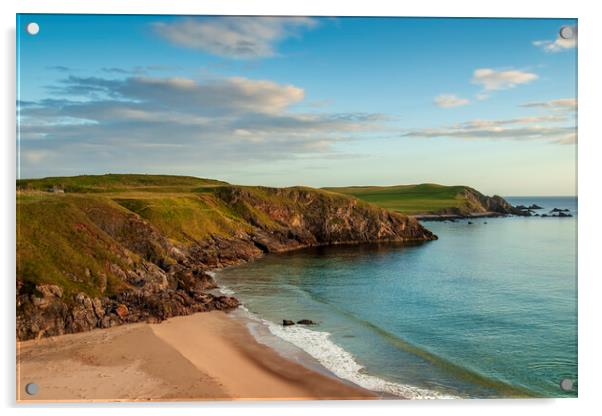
(17, 15, 577, 195)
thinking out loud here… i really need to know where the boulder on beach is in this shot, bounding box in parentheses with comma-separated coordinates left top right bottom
(282, 319, 295, 326)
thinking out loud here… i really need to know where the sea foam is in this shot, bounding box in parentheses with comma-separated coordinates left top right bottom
(234, 305, 455, 399)
(216, 285, 236, 296)
(209, 271, 237, 296)
(266, 321, 456, 399)
(214, 272, 455, 399)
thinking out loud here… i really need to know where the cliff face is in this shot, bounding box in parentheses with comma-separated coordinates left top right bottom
(214, 186, 435, 250)
(435, 188, 526, 216)
(17, 178, 435, 340)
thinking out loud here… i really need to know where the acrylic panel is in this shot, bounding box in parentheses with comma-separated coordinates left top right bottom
(16, 14, 577, 402)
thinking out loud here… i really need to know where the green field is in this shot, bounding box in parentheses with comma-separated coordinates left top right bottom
(322, 184, 471, 214)
(17, 173, 229, 194)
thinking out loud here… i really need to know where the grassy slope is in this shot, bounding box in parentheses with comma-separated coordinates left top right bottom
(17, 173, 228, 193)
(322, 184, 470, 215)
(17, 175, 239, 299)
(17, 194, 133, 299)
(16, 175, 376, 299)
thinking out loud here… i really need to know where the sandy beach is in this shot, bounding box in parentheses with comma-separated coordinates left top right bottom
(17, 311, 375, 402)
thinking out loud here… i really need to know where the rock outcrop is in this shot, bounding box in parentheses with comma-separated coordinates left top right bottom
(17, 183, 435, 340)
(434, 188, 527, 217)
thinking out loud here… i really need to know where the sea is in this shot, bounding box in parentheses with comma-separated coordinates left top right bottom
(214, 197, 577, 399)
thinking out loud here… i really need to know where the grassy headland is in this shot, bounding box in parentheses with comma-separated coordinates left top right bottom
(17, 174, 435, 340)
(323, 184, 517, 216)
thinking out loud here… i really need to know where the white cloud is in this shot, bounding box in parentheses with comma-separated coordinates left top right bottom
(471, 68, 538, 91)
(22, 149, 55, 163)
(434, 94, 470, 108)
(533, 26, 577, 53)
(460, 114, 567, 129)
(19, 75, 390, 177)
(51, 75, 305, 115)
(521, 98, 577, 112)
(154, 17, 317, 59)
(403, 113, 574, 144)
(556, 132, 577, 145)
(130, 76, 305, 114)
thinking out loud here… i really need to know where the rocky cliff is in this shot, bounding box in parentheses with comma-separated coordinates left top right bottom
(17, 175, 436, 340)
(434, 187, 527, 217)
(322, 183, 527, 217)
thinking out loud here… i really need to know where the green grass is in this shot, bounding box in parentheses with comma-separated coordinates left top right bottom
(17, 194, 136, 300)
(322, 184, 471, 214)
(114, 194, 248, 243)
(17, 173, 228, 194)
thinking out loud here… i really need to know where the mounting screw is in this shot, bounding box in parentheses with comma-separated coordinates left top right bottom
(25, 383, 38, 395)
(560, 378, 574, 392)
(26, 22, 40, 36)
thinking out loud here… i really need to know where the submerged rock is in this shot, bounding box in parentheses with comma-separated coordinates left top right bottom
(297, 319, 315, 325)
(282, 320, 295, 326)
(543, 208, 573, 218)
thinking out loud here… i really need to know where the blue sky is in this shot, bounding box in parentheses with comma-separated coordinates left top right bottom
(17, 15, 577, 195)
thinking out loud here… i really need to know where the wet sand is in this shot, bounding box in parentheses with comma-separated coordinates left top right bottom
(17, 311, 375, 402)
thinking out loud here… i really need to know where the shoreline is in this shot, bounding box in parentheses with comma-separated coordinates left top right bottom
(412, 212, 506, 221)
(210, 256, 543, 400)
(212, 275, 460, 400)
(17, 310, 376, 402)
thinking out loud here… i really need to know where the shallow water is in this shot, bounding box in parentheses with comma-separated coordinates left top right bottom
(216, 197, 577, 398)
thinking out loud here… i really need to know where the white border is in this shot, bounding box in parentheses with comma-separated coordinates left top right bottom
(0, 0, 585, 17)
(2, 1, 601, 416)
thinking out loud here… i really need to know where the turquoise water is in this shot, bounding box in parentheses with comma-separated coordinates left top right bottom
(216, 197, 577, 398)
